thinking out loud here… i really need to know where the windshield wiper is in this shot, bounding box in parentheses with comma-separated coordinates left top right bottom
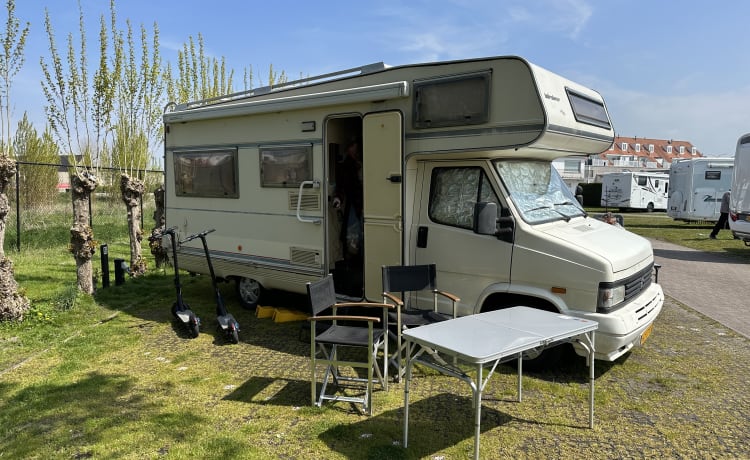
(554, 201, 588, 219)
(526, 205, 571, 222)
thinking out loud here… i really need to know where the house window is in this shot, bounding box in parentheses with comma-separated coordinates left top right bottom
(666, 145, 673, 154)
(413, 71, 491, 129)
(679, 146, 685, 154)
(563, 160, 580, 173)
(259, 144, 313, 188)
(691, 147, 697, 155)
(635, 143, 641, 152)
(648, 144, 654, 153)
(621, 142, 628, 151)
(173, 148, 239, 198)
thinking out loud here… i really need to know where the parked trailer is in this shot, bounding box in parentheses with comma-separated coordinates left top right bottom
(667, 158, 734, 222)
(730, 133, 750, 244)
(163, 56, 663, 361)
(600, 171, 669, 211)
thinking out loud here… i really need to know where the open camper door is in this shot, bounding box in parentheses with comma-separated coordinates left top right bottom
(363, 111, 403, 300)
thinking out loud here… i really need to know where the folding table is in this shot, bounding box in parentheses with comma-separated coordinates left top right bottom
(402, 306, 598, 460)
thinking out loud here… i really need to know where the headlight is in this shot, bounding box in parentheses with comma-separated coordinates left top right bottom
(597, 284, 625, 312)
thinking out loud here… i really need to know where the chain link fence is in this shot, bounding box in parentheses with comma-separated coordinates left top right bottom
(4, 162, 164, 252)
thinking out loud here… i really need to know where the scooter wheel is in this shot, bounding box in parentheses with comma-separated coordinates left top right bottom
(189, 312, 200, 338)
(229, 324, 239, 344)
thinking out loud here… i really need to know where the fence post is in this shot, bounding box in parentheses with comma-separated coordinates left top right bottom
(15, 165, 20, 252)
(101, 244, 110, 288)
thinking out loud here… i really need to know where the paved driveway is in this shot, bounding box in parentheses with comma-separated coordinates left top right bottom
(649, 238, 750, 338)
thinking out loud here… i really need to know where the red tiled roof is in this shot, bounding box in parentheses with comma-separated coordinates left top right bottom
(601, 136, 701, 163)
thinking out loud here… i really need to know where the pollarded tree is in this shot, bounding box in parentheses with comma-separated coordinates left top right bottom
(0, 0, 30, 321)
(40, 3, 111, 294)
(109, 12, 164, 277)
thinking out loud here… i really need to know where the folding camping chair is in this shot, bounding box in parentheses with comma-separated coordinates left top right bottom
(381, 264, 460, 382)
(307, 275, 392, 415)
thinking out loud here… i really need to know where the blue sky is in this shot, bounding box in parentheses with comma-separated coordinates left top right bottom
(12, 0, 750, 156)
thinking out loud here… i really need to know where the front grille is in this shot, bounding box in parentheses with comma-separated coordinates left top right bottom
(623, 263, 653, 302)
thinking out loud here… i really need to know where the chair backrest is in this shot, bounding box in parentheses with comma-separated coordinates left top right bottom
(381, 264, 437, 294)
(307, 275, 337, 316)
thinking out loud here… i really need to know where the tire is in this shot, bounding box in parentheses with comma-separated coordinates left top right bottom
(646, 202, 654, 212)
(236, 277, 263, 310)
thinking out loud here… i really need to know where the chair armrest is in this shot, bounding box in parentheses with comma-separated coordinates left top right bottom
(308, 315, 380, 323)
(382, 292, 404, 307)
(435, 290, 460, 303)
(336, 301, 395, 310)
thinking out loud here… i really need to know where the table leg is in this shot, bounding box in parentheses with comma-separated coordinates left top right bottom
(517, 353, 523, 402)
(589, 331, 595, 428)
(473, 363, 482, 460)
(403, 340, 413, 448)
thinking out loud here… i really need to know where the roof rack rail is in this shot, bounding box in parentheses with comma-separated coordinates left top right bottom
(172, 62, 388, 112)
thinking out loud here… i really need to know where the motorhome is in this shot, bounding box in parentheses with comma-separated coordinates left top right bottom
(668, 158, 734, 222)
(163, 56, 664, 361)
(600, 171, 669, 211)
(730, 133, 750, 244)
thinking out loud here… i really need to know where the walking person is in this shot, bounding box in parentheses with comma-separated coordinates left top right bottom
(709, 190, 731, 239)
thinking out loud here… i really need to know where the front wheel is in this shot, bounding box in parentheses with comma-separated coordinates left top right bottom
(646, 202, 654, 212)
(236, 277, 263, 310)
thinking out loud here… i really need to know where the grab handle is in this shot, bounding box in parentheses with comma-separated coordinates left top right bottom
(296, 180, 321, 224)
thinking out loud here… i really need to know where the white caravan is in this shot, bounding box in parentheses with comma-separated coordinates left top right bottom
(668, 158, 734, 222)
(730, 133, 750, 244)
(163, 56, 664, 361)
(600, 172, 669, 211)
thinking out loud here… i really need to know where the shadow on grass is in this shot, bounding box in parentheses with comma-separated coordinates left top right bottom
(0, 372, 207, 458)
(223, 376, 309, 407)
(318, 392, 510, 459)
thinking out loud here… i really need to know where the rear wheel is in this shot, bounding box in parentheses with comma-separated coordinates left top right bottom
(188, 312, 200, 338)
(646, 202, 654, 212)
(236, 277, 263, 310)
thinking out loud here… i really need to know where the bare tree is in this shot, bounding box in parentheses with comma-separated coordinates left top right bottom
(40, 3, 109, 294)
(0, 0, 29, 321)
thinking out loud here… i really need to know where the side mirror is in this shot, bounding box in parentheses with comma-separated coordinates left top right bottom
(474, 201, 515, 243)
(474, 202, 498, 235)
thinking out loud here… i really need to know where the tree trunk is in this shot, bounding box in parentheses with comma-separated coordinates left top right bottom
(149, 184, 169, 268)
(70, 173, 97, 294)
(0, 156, 30, 321)
(120, 174, 146, 276)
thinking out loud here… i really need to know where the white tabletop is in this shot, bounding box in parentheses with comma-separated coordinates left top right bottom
(402, 306, 598, 364)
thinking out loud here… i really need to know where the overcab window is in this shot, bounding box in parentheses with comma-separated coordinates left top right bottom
(173, 149, 239, 198)
(413, 71, 491, 129)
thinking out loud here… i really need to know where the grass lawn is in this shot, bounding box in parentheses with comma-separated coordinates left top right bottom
(1, 209, 748, 459)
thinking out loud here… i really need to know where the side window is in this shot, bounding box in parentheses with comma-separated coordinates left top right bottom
(429, 167, 501, 229)
(173, 149, 239, 198)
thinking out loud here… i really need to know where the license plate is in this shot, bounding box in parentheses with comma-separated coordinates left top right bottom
(640, 323, 654, 345)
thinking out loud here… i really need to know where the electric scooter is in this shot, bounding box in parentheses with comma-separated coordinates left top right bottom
(161, 227, 201, 338)
(188, 228, 240, 344)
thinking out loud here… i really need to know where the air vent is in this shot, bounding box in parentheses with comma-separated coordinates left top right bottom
(289, 192, 320, 211)
(290, 247, 321, 267)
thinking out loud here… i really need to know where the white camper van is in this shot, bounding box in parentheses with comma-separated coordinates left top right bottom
(730, 133, 750, 244)
(600, 171, 669, 211)
(163, 56, 664, 361)
(668, 158, 734, 222)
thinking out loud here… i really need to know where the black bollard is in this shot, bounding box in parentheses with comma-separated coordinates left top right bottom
(101, 244, 110, 288)
(114, 258, 126, 286)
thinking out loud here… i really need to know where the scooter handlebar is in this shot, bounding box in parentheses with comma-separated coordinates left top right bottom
(180, 228, 216, 244)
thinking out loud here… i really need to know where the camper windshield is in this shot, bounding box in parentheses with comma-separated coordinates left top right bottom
(494, 160, 585, 224)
